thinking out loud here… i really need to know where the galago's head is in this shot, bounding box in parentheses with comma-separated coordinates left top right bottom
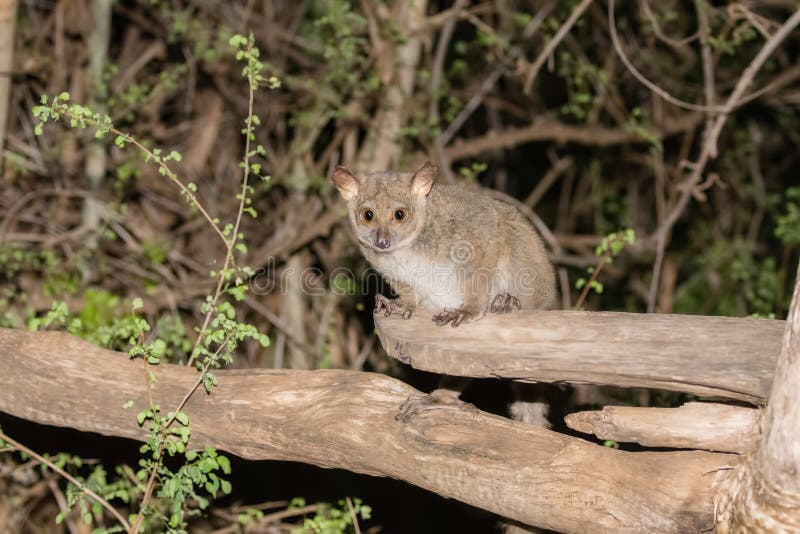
(331, 161, 436, 253)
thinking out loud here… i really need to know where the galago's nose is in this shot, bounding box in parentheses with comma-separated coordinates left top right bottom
(375, 235, 391, 250)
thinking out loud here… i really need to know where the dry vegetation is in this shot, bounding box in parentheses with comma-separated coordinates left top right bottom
(1, 0, 799, 532)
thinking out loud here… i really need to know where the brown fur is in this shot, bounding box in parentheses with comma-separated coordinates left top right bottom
(332, 162, 556, 325)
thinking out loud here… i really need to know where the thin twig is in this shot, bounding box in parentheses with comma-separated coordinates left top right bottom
(245, 296, 317, 357)
(653, 6, 800, 247)
(611, 0, 794, 115)
(647, 232, 666, 314)
(747, 123, 766, 244)
(0, 430, 131, 531)
(351, 334, 376, 371)
(524, 155, 574, 209)
(429, 0, 466, 184)
(187, 39, 258, 368)
(0, 188, 95, 242)
(346, 496, 362, 534)
(130, 332, 234, 532)
(649, 0, 715, 314)
(640, 0, 699, 47)
(558, 267, 571, 310)
(132, 41, 263, 531)
(55, 115, 229, 247)
(609, 0, 724, 113)
(47, 477, 81, 534)
(439, 66, 504, 146)
(429, 0, 466, 120)
(486, 189, 562, 256)
(523, 0, 593, 94)
(574, 258, 607, 309)
(647, 151, 667, 313)
(438, 3, 554, 146)
(695, 0, 717, 154)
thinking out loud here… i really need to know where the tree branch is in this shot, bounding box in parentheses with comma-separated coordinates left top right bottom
(376, 311, 783, 403)
(0, 326, 732, 533)
(443, 113, 704, 161)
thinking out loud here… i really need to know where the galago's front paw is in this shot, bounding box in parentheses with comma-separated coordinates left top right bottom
(490, 293, 522, 314)
(432, 308, 474, 327)
(374, 294, 413, 319)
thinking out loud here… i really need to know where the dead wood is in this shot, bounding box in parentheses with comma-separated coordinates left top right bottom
(0, 0, 18, 166)
(565, 402, 760, 453)
(0, 327, 731, 533)
(375, 310, 783, 403)
(355, 0, 428, 170)
(715, 260, 800, 532)
(442, 114, 704, 161)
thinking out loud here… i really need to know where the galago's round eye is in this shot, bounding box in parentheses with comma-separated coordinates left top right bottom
(362, 209, 374, 223)
(393, 209, 407, 222)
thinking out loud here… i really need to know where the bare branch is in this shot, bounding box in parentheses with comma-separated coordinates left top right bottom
(523, 0, 593, 94)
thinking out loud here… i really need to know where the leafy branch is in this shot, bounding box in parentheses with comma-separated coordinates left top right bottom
(32, 95, 228, 247)
(574, 229, 636, 309)
(128, 33, 271, 532)
(25, 33, 274, 533)
(0, 427, 132, 531)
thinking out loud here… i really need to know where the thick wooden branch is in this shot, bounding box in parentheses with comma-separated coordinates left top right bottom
(0, 327, 731, 533)
(375, 311, 783, 403)
(717, 258, 800, 530)
(565, 403, 760, 453)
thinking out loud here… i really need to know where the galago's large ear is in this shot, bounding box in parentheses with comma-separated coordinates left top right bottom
(331, 165, 360, 200)
(410, 161, 436, 197)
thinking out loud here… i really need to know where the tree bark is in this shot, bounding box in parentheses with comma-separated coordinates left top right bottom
(355, 0, 428, 170)
(376, 311, 783, 403)
(565, 403, 760, 453)
(716, 261, 800, 532)
(0, 0, 18, 168)
(0, 327, 731, 533)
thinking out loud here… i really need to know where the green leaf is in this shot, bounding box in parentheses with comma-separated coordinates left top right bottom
(122, 400, 134, 409)
(200, 456, 218, 473)
(217, 455, 231, 474)
(174, 411, 189, 426)
(205, 475, 220, 494)
(229, 34, 247, 47)
(151, 339, 166, 356)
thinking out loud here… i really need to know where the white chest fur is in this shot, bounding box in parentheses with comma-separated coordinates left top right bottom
(376, 251, 463, 310)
